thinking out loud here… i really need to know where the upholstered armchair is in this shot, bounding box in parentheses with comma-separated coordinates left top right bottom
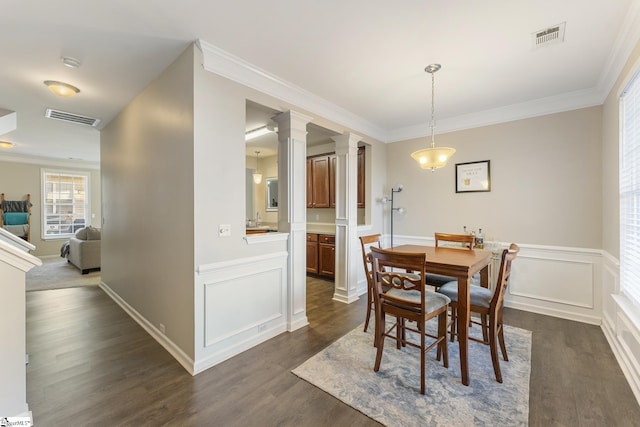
(67, 226, 101, 274)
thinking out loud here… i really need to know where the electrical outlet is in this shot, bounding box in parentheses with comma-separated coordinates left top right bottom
(159, 323, 166, 334)
(258, 324, 267, 333)
(219, 224, 231, 237)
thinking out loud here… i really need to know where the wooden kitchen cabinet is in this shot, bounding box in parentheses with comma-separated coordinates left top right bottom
(318, 234, 335, 278)
(306, 233, 335, 278)
(309, 147, 365, 209)
(307, 155, 331, 208)
(357, 147, 365, 208)
(306, 233, 319, 274)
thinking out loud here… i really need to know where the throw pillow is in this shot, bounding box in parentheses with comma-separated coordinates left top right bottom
(86, 226, 101, 240)
(75, 227, 88, 240)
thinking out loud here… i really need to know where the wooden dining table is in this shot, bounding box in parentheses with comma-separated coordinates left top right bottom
(391, 244, 492, 386)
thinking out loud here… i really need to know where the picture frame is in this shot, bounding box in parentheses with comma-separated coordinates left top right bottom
(455, 160, 491, 193)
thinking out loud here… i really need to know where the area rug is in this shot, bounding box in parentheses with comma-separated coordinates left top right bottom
(292, 320, 532, 427)
(26, 257, 100, 291)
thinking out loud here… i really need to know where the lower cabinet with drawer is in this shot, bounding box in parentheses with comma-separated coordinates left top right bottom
(306, 233, 335, 279)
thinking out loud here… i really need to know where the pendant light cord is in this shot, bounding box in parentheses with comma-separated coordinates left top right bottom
(430, 70, 436, 149)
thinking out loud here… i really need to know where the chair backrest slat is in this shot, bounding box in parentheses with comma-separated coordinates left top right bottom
(491, 243, 520, 311)
(370, 246, 427, 310)
(434, 232, 476, 250)
(359, 234, 382, 286)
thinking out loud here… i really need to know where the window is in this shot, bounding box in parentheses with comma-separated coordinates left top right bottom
(41, 169, 90, 239)
(620, 69, 640, 307)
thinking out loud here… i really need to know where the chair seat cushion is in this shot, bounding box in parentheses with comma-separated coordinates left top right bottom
(437, 281, 493, 309)
(385, 288, 450, 312)
(425, 273, 456, 287)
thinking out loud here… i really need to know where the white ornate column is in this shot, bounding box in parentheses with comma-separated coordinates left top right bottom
(272, 110, 313, 331)
(332, 132, 361, 303)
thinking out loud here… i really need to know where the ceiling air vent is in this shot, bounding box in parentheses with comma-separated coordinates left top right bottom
(532, 22, 566, 48)
(45, 108, 101, 127)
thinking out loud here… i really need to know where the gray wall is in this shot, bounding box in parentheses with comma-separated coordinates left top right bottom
(0, 159, 101, 256)
(101, 46, 195, 357)
(385, 106, 603, 249)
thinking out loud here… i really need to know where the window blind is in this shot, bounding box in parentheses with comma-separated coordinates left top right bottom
(620, 70, 640, 308)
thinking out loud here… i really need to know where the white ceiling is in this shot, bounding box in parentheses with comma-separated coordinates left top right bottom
(1, 0, 638, 167)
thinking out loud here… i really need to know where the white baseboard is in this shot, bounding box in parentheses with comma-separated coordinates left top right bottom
(99, 280, 196, 375)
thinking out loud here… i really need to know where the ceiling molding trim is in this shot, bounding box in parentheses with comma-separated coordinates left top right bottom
(0, 153, 99, 170)
(596, 0, 640, 103)
(387, 87, 603, 142)
(196, 39, 387, 142)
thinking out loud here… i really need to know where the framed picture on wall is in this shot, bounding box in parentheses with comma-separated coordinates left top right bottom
(456, 160, 491, 193)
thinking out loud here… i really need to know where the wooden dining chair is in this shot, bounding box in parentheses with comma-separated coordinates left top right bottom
(359, 234, 383, 333)
(426, 232, 477, 289)
(436, 243, 519, 383)
(369, 246, 450, 395)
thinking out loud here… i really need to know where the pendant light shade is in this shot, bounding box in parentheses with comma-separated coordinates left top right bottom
(253, 151, 263, 184)
(411, 146, 456, 170)
(411, 64, 455, 172)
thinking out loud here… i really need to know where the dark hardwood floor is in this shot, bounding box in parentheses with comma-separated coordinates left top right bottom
(26, 278, 640, 426)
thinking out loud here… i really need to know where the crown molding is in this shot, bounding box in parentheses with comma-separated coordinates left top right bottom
(596, 0, 640, 103)
(387, 87, 603, 142)
(196, 39, 386, 142)
(0, 153, 99, 170)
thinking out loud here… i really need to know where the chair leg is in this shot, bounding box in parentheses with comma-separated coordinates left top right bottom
(438, 310, 448, 368)
(363, 287, 372, 332)
(449, 306, 457, 342)
(488, 317, 503, 383)
(497, 323, 509, 361)
(420, 319, 426, 395)
(374, 312, 385, 372)
(481, 314, 488, 342)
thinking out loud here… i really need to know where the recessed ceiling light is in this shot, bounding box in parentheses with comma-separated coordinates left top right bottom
(61, 56, 81, 68)
(44, 80, 80, 97)
(0, 141, 15, 149)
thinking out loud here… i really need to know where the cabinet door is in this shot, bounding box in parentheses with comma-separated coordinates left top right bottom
(310, 156, 330, 208)
(329, 154, 336, 208)
(306, 158, 313, 208)
(357, 147, 365, 208)
(306, 234, 319, 274)
(318, 234, 335, 278)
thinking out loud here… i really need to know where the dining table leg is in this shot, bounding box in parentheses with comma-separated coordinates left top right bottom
(457, 276, 471, 386)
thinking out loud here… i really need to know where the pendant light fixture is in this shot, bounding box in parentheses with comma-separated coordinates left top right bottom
(253, 151, 263, 184)
(411, 64, 456, 171)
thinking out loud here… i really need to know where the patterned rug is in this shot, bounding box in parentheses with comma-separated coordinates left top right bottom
(26, 257, 100, 291)
(293, 320, 531, 427)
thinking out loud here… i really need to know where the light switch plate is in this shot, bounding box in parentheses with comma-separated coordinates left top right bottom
(219, 224, 231, 237)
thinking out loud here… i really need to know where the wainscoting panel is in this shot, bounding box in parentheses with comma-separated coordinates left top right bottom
(601, 253, 640, 405)
(509, 254, 594, 308)
(500, 245, 602, 325)
(194, 252, 288, 374)
(204, 267, 283, 346)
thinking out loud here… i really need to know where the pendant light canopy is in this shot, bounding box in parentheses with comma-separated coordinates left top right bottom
(253, 151, 263, 184)
(411, 64, 456, 172)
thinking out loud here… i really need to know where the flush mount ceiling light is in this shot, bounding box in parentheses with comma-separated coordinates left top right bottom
(43, 80, 80, 97)
(410, 64, 456, 172)
(253, 151, 263, 184)
(245, 124, 277, 141)
(0, 141, 15, 149)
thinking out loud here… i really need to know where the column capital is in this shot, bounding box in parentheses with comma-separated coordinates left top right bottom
(273, 110, 313, 142)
